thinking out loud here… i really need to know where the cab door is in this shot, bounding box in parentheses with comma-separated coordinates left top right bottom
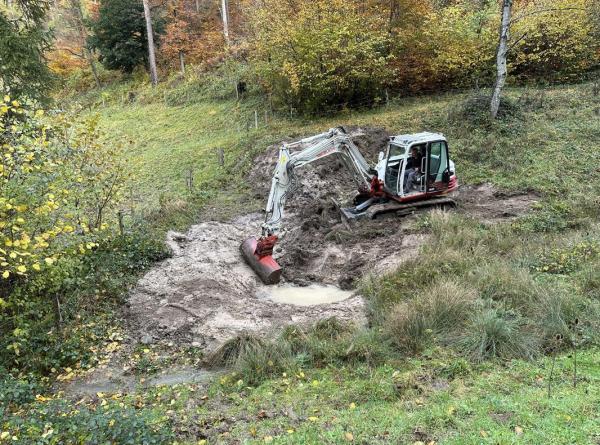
(426, 140, 450, 192)
(383, 143, 406, 196)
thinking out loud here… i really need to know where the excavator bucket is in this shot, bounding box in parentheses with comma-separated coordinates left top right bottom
(240, 237, 282, 285)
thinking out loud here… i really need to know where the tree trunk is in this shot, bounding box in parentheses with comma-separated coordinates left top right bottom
(53, 294, 63, 336)
(389, 0, 400, 30)
(86, 48, 101, 88)
(143, 0, 159, 86)
(490, 0, 512, 119)
(179, 50, 185, 74)
(71, 0, 101, 88)
(221, 0, 230, 46)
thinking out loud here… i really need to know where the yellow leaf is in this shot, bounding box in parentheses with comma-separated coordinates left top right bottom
(1, 431, 9, 440)
(308, 416, 318, 422)
(16, 265, 26, 273)
(2, 271, 9, 279)
(344, 432, 354, 441)
(264, 436, 273, 443)
(32, 263, 41, 271)
(515, 426, 523, 436)
(349, 402, 356, 410)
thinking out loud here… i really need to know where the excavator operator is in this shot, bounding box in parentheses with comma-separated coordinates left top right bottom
(404, 146, 423, 193)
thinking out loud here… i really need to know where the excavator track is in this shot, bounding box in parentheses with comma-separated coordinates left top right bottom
(340, 197, 456, 221)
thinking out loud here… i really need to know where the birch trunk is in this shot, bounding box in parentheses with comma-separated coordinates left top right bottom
(143, 0, 159, 86)
(221, 0, 230, 46)
(490, 0, 512, 119)
(71, 0, 101, 88)
(179, 50, 185, 74)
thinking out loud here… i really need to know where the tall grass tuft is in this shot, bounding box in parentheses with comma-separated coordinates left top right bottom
(206, 332, 294, 385)
(384, 279, 477, 354)
(453, 306, 539, 362)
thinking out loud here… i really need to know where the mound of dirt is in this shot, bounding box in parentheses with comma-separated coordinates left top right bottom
(458, 183, 538, 222)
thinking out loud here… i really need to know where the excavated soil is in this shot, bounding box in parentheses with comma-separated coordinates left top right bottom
(126, 126, 538, 352)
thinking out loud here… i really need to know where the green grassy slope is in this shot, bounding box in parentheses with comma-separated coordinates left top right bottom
(93, 82, 599, 222)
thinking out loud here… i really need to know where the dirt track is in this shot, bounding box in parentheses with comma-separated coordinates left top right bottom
(126, 126, 538, 351)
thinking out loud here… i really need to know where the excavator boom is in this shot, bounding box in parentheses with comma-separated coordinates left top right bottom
(241, 127, 374, 284)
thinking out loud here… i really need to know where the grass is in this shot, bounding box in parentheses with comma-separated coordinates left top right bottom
(3, 79, 598, 443)
(3, 347, 597, 444)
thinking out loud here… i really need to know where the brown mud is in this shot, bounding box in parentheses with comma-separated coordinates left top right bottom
(126, 126, 538, 353)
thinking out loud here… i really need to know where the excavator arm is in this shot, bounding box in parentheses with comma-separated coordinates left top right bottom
(262, 127, 373, 236)
(241, 127, 375, 284)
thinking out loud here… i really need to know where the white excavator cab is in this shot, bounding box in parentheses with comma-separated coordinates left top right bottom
(376, 133, 456, 198)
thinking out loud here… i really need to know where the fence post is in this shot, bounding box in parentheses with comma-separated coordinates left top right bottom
(216, 148, 224, 166)
(186, 168, 194, 192)
(117, 211, 124, 235)
(385, 89, 390, 107)
(254, 110, 258, 129)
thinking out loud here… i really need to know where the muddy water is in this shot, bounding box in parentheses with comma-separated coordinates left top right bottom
(260, 284, 354, 306)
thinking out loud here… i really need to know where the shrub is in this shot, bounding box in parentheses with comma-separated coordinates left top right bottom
(2, 399, 174, 444)
(0, 373, 42, 407)
(448, 93, 524, 129)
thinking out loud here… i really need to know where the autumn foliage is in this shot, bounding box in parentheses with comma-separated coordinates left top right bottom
(49, 0, 600, 107)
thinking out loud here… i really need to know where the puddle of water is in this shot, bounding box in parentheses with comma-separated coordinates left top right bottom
(261, 284, 353, 306)
(146, 368, 214, 386)
(64, 367, 216, 396)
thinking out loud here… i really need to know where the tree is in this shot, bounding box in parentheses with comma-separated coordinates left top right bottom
(142, 0, 159, 85)
(159, 0, 224, 72)
(0, 0, 54, 103)
(88, 0, 164, 74)
(490, 0, 512, 119)
(248, 0, 392, 113)
(51, 0, 102, 88)
(490, 0, 593, 118)
(220, 0, 229, 46)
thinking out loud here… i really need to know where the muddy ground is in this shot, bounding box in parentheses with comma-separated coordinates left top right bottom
(126, 126, 539, 353)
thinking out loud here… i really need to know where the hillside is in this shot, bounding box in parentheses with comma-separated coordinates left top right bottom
(2, 81, 599, 444)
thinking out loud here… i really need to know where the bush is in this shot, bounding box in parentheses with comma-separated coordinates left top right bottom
(0, 373, 42, 407)
(448, 93, 524, 129)
(2, 399, 174, 444)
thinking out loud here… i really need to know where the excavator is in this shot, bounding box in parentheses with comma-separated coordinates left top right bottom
(241, 127, 458, 284)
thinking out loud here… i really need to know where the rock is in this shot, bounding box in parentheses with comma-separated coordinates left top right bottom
(140, 334, 153, 345)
